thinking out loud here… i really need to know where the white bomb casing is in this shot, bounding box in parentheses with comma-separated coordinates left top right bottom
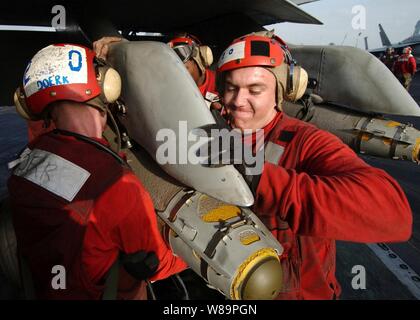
(158, 190, 284, 300)
(107, 41, 254, 207)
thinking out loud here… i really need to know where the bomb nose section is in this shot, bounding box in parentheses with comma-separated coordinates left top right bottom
(230, 248, 283, 300)
(241, 257, 283, 300)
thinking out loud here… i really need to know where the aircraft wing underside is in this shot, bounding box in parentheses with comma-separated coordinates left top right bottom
(0, 0, 322, 31)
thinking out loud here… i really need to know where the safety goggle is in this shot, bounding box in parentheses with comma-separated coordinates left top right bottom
(172, 44, 195, 63)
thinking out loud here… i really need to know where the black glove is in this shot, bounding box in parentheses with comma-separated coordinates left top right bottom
(195, 110, 264, 194)
(121, 250, 159, 281)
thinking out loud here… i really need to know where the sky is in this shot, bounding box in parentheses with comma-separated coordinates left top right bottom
(267, 0, 420, 50)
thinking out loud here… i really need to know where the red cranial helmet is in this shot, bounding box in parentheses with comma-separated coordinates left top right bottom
(14, 44, 121, 120)
(403, 46, 413, 54)
(217, 30, 308, 103)
(168, 33, 213, 75)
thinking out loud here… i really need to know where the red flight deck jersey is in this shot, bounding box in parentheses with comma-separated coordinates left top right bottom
(198, 69, 219, 103)
(394, 54, 417, 75)
(8, 131, 186, 299)
(250, 112, 412, 299)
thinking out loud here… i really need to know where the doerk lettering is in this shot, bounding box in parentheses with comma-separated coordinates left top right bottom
(35, 50, 82, 89)
(36, 75, 69, 90)
(23, 45, 89, 97)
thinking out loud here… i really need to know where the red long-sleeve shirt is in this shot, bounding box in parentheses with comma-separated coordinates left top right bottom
(83, 169, 187, 284)
(394, 54, 417, 76)
(253, 112, 412, 299)
(199, 69, 219, 103)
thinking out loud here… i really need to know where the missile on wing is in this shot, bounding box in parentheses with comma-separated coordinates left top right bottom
(283, 100, 420, 163)
(290, 45, 420, 117)
(283, 45, 420, 163)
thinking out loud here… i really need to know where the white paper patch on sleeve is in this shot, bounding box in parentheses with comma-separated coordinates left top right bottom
(217, 41, 245, 68)
(13, 148, 90, 202)
(205, 91, 218, 103)
(24, 45, 89, 97)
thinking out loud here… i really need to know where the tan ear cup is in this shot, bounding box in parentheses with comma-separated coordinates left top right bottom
(199, 46, 213, 68)
(97, 66, 122, 104)
(14, 87, 39, 121)
(285, 66, 308, 102)
(269, 64, 288, 107)
(192, 45, 213, 76)
(270, 64, 308, 105)
(290, 66, 308, 101)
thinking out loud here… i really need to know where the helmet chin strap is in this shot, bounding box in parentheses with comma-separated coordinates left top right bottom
(288, 62, 295, 95)
(105, 107, 122, 153)
(85, 98, 122, 154)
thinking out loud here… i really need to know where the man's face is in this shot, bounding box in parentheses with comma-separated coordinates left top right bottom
(223, 67, 278, 131)
(184, 59, 201, 85)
